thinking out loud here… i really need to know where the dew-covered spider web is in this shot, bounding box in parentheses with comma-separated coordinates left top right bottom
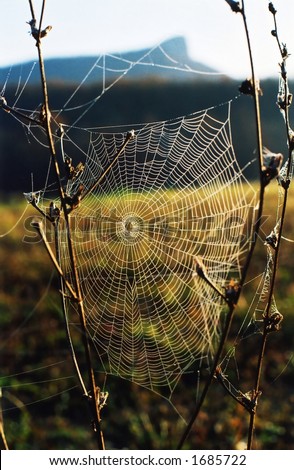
(36, 100, 257, 398)
(1, 37, 258, 403)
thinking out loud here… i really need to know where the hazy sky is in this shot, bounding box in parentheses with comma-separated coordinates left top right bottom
(1, 0, 294, 79)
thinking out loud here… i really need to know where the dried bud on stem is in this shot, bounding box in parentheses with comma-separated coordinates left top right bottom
(224, 0, 242, 13)
(264, 311, 283, 333)
(27, 19, 52, 41)
(239, 78, 263, 96)
(224, 279, 240, 306)
(261, 147, 283, 186)
(268, 2, 277, 15)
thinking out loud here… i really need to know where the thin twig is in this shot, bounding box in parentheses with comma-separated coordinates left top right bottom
(28, 0, 36, 22)
(0, 97, 43, 126)
(247, 2, 293, 448)
(27, 0, 105, 449)
(238, 0, 265, 289)
(0, 388, 9, 450)
(215, 367, 256, 414)
(226, 0, 266, 450)
(193, 257, 228, 303)
(30, 197, 55, 223)
(38, 0, 46, 34)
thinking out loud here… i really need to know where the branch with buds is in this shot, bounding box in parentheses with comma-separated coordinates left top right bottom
(27, 19, 52, 42)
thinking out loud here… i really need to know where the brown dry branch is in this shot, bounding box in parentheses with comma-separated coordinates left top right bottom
(0, 388, 9, 450)
(246, 1, 293, 449)
(25, 0, 107, 449)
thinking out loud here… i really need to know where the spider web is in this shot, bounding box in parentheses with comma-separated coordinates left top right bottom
(1, 38, 257, 401)
(47, 101, 258, 397)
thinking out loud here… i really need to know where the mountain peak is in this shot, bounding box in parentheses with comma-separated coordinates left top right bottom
(160, 36, 189, 58)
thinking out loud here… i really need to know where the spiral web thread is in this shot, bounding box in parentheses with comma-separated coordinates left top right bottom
(51, 101, 258, 396)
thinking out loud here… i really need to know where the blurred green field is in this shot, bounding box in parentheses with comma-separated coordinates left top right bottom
(0, 182, 293, 449)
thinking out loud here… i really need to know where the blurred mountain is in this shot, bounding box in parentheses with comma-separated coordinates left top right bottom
(0, 36, 222, 84)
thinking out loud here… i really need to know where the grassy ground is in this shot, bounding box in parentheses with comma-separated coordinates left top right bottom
(0, 182, 293, 449)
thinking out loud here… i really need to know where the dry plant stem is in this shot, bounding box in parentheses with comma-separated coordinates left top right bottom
(247, 5, 293, 448)
(247, 178, 291, 450)
(241, 2, 264, 184)
(177, 0, 264, 449)
(0, 101, 43, 126)
(238, 0, 265, 289)
(0, 388, 9, 450)
(31, 197, 54, 223)
(235, 1, 266, 451)
(0, 425, 9, 450)
(28, 0, 105, 449)
(215, 368, 253, 413)
(246, 184, 291, 448)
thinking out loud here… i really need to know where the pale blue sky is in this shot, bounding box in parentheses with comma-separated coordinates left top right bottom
(2, 0, 294, 78)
